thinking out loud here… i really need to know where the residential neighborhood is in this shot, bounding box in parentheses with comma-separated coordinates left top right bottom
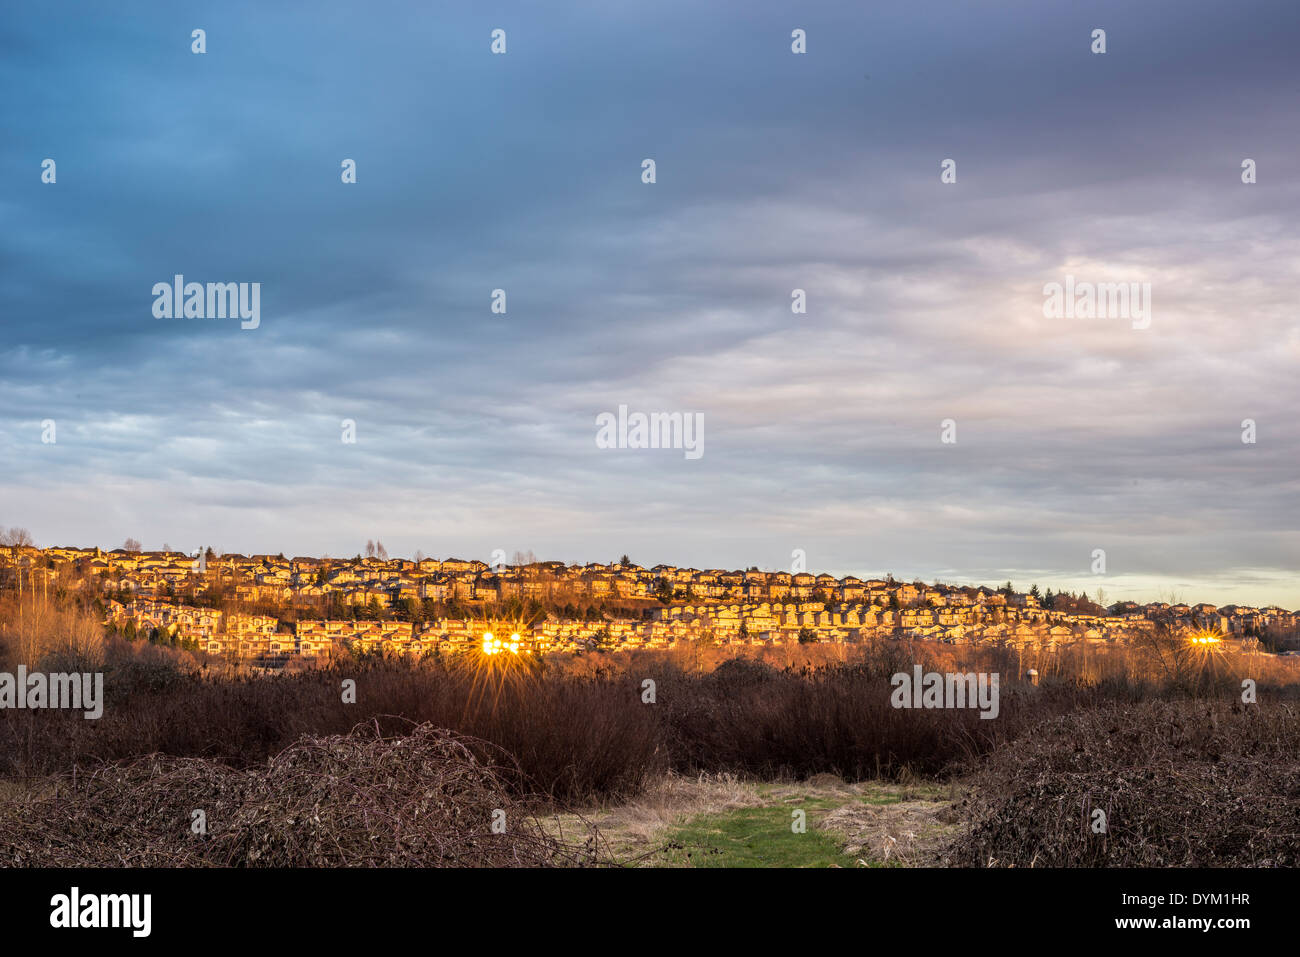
(1, 544, 1295, 664)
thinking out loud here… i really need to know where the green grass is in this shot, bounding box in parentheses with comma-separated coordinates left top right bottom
(656, 805, 862, 868)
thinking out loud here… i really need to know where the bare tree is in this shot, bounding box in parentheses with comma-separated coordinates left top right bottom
(414, 550, 425, 564)
(1132, 623, 1203, 690)
(376, 541, 388, 561)
(365, 540, 376, 559)
(0, 526, 34, 547)
(123, 537, 142, 553)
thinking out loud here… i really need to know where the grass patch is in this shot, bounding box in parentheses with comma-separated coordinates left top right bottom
(657, 806, 862, 867)
(550, 775, 960, 867)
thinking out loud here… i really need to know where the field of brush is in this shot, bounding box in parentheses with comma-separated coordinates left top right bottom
(2, 603, 1298, 867)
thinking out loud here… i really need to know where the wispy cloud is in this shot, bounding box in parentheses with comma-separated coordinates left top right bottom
(1, 0, 1297, 606)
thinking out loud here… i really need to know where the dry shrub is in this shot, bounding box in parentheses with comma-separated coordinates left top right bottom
(0, 654, 667, 804)
(3, 634, 1298, 807)
(945, 700, 1300, 867)
(642, 643, 1034, 780)
(0, 722, 603, 867)
(0, 596, 104, 670)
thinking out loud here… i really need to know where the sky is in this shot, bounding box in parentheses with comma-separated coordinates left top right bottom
(1, 1, 1298, 607)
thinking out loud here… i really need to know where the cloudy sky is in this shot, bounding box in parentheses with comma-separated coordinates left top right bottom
(2, 0, 1297, 606)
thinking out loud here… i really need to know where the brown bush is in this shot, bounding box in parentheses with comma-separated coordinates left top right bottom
(0, 722, 603, 867)
(2, 634, 1298, 808)
(0, 652, 667, 804)
(945, 700, 1300, 867)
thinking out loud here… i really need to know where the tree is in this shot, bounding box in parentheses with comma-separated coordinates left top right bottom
(414, 550, 425, 564)
(0, 526, 33, 547)
(365, 540, 376, 559)
(798, 627, 817, 644)
(376, 541, 388, 561)
(619, 554, 632, 567)
(1029, 584, 1041, 600)
(123, 538, 142, 552)
(327, 591, 347, 618)
(1132, 623, 1210, 692)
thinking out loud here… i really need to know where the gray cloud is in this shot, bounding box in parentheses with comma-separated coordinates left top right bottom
(1, 0, 1297, 606)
